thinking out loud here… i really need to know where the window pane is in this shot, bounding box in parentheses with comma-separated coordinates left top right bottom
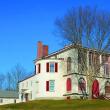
(49, 80, 55, 92)
(50, 63, 54, 72)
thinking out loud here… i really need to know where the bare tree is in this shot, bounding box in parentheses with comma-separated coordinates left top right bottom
(6, 64, 27, 91)
(55, 6, 110, 99)
(0, 74, 5, 89)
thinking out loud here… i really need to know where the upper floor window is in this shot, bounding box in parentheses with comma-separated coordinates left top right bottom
(26, 82, 28, 87)
(22, 83, 24, 88)
(31, 81, 32, 86)
(50, 63, 54, 72)
(67, 57, 71, 72)
(102, 55, 108, 64)
(104, 63, 109, 76)
(46, 62, 58, 73)
(89, 52, 93, 65)
(89, 52, 100, 65)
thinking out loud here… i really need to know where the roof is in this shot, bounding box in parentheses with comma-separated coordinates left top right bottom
(0, 90, 19, 98)
(20, 44, 110, 83)
(34, 44, 110, 62)
(19, 74, 36, 83)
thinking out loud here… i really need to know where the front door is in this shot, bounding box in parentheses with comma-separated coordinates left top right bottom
(25, 93, 29, 102)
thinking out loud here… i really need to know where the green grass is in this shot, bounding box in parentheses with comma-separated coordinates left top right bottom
(0, 99, 110, 110)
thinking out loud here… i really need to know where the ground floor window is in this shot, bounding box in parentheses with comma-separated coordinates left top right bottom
(21, 93, 23, 101)
(78, 77, 86, 93)
(105, 81, 110, 97)
(46, 80, 55, 92)
(0, 99, 3, 103)
(14, 99, 16, 103)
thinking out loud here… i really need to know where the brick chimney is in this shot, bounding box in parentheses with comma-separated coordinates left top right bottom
(37, 41, 48, 59)
(37, 41, 43, 59)
(43, 45, 48, 57)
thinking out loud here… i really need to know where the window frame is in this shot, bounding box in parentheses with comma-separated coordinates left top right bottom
(67, 57, 71, 72)
(46, 62, 58, 73)
(46, 80, 55, 92)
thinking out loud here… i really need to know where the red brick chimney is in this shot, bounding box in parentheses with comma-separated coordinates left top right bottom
(37, 41, 43, 59)
(43, 45, 48, 57)
(37, 41, 48, 59)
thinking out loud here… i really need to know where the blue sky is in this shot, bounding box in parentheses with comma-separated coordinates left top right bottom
(0, 0, 110, 74)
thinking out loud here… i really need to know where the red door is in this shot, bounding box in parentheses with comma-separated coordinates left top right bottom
(66, 78, 72, 92)
(92, 80, 99, 99)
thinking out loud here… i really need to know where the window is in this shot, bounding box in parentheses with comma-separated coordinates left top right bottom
(67, 57, 71, 72)
(46, 80, 55, 92)
(50, 63, 54, 72)
(105, 81, 110, 96)
(89, 52, 93, 65)
(49, 80, 55, 92)
(102, 55, 108, 64)
(78, 77, 86, 93)
(36, 81, 39, 93)
(26, 82, 28, 87)
(31, 81, 32, 86)
(104, 64, 109, 76)
(14, 99, 16, 103)
(0, 99, 3, 103)
(37, 63, 41, 73)
(22, 83, 24, 88)
(46, 62, 58, 73)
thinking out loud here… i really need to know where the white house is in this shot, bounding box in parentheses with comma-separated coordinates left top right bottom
(0, 90, 19, 105)
(19, 41, 110, 102)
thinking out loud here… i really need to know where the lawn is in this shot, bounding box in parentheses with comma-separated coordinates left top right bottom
(0, 99, 110, 110)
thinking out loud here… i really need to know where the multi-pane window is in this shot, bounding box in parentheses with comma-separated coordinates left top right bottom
(50, 63, 54, 72)
(102, 55, 108, 64)
(89, 52, 92, 65)
(49, 80, 55, 92)
(22, 83, 24, 88)
(46, 80, 55, 92)
(78, 77, 86, 93)
(46, 62, 58, 73)
(89, 52, 100, 65)
(26, 82, 28, 87)
(36, 81, 39, 93)
(104, 64, 109, 76)
(67, 57, 71, 72)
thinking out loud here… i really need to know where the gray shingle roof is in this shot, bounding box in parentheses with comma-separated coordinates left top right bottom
(0, 90, 19, 98)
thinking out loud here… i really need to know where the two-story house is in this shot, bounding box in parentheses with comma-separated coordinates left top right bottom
(19, 41, 110, 102)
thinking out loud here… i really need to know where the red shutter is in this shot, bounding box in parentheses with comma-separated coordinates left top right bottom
(38, 64, 40, 73)
(46, 81, 49, 91)
(55, 63, 58, 72)
(46, 63, 49, 72)
(39, 64, 41, 73)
